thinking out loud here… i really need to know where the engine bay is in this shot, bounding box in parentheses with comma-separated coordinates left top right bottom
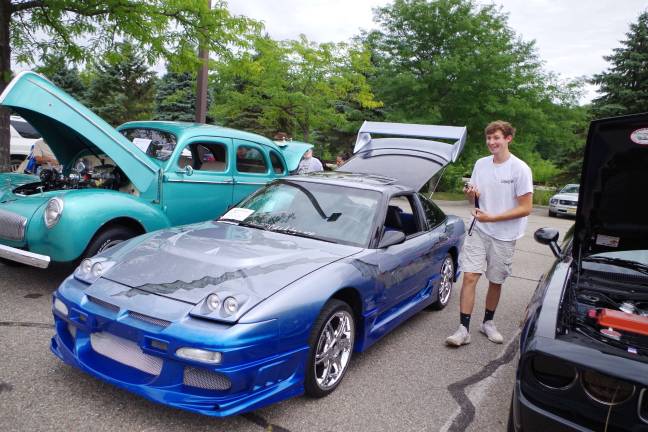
(13, 156, 130, 196)
(566, 266, 648, 358)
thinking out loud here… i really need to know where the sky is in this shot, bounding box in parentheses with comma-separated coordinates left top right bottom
(227, 0, 648, 104)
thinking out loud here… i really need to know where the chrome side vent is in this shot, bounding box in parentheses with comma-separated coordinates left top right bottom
(0, 209, 27, 241)
(128, 311, 171, 328)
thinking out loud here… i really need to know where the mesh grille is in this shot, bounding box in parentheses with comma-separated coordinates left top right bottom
(183, 366, 231, 390)
(90, 332, 163, 376)
(128, 311, 171, 328)
(0, 209, 27, 241)
(87, 296, 119, 312)
(559, 200, 577, 206)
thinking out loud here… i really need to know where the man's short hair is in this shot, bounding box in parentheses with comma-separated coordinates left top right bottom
(485, 120, 516, 138)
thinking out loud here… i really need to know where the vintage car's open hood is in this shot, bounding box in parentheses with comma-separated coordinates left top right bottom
(101, 221, 361, 314)
(276, 140, 313, 172)
(0, 72, 159, 192)
(341, 121, 467, 191)
(574, 112, 648, 257)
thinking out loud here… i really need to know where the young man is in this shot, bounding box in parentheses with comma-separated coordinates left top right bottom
(297, 148, 324, 174)
(446, 120, 533, 347)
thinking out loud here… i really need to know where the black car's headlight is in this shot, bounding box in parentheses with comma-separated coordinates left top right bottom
(530, 353, 578, 390)
(581, 369, 635, 405)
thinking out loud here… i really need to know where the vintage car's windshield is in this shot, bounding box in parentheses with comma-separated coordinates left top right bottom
(560, 184, 579, 194)
(120, 128, 178, 161)
(227, 181, 380, 247)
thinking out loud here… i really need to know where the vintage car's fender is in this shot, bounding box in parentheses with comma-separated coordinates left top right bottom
(26, 189, 171, 262)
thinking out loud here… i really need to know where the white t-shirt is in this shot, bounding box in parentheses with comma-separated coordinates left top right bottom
(470, 154, 533, 241)
(297, 157, 323, 174)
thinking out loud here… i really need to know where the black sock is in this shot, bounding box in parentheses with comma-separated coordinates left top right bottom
(484, 308, 495, 323)
(460, 313, 471, 330)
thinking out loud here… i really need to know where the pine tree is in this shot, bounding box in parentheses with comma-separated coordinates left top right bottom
(154, 71, 197, 122)
(592, 12, 648, 117)
(84, 42, 156, 126)
(36, 55, 87, 101)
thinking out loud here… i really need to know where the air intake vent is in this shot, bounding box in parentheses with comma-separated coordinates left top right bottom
(87, 296, 119, 312)
(128, 311, 171, 328)
(183, 367, 231, 390)
(90, 332, 162, 376)
(0, 209, 27, 241)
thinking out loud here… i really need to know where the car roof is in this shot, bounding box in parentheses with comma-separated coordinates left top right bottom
(283, 171, 414, 194)
(119, 121, 279, 149)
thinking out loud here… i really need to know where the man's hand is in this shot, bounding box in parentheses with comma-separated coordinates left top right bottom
(463, 183, 480, 203)
(471, 208, 494, 222)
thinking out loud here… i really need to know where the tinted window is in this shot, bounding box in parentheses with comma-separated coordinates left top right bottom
(236, 181, 380, 247)
(236, 146, 267, 173)
(121, 128, 177, 161)
(10, 119, 41, 139)
(419, 193, 446, 228)
(178, 143, 227, 172)
(385, 195, 422, 236)
(269, 151, 285, 174)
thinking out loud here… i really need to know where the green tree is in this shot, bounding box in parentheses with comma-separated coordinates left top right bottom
(211, 35, 381, 151)
(83, 42, 156, 126)
(591, 12, 648, 117)
(0, 0, 254, 171)
(364, 0, 585, 187)
(155, 71, 198, 122)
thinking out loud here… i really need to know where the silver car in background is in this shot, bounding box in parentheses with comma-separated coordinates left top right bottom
(548, 183, 579, 217)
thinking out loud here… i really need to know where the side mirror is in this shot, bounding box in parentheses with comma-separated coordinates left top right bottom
(534, 227, 562, 258)
(184, 165, 194, 176)
(378, 230, 406, 248)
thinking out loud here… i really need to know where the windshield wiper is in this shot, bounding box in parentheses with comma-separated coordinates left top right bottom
(584, 256, 648, 276)
(269, 227, 337, 244)
(218, 218, 268, 231)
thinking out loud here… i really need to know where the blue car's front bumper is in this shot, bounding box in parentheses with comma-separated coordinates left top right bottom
(50, 290, 309, 417)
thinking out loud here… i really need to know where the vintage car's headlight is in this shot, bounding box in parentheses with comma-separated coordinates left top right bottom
(74, 257, 116, 284)
(581, 369, 635, 405)
(530, 353, 578, 390)
(44, 197, 64, 228)
(176, 347, 222, 364)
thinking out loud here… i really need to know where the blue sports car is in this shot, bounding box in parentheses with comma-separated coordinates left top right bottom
(51, 122, 467, 416)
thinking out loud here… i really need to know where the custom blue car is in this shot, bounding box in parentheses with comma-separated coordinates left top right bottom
(50, 122, 467, 416)
(509, 113, 648, 431)
(0, 71, 310, 268)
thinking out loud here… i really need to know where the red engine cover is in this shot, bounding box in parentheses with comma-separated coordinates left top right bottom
(596, 308, 648, 337)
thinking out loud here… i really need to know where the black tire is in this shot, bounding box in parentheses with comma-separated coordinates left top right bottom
(10, 157, 24, 172)
(84, 226, 137, 259)
(304, 299, 355, 398)
(548, 209, 556, 217)
(507, 392, 517, 432)
(429, 254, 454, 310)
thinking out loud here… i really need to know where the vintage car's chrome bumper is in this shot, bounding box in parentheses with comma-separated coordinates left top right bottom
(0, 244, 50, 268)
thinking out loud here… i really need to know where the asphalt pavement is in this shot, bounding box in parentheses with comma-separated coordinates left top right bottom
(0, 201, 575, 431)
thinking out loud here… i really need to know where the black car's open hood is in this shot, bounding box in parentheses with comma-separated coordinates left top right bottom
(574, 112, 648, 257)
(341, 121, 467, 191)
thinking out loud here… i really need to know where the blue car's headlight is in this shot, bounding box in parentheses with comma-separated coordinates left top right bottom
(190, 292, 249, 321)
(74, 257, 116, 284)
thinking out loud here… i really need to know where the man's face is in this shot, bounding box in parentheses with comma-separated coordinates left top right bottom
(336, 156, 344, 166)
(303, 149, 313, 159)
(486, 130, 512, 156)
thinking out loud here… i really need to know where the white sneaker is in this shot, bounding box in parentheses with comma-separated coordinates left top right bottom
(480, 320, 503, 344)
(445, 325, 471, 347)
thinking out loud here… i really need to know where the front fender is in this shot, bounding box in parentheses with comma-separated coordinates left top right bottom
(26, 190, 171, 262)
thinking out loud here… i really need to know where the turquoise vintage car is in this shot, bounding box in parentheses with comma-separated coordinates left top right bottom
(0, 72, 311, 268)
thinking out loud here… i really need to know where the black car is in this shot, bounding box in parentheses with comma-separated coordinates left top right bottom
(509, 112, 648, 431)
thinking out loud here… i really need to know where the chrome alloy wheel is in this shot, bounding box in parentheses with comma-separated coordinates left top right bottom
(314, 310, 354, 391)
(438, 256, 454, 306)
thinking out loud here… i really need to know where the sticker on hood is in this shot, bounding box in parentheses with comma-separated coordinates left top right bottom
(630, 128, 648, 145)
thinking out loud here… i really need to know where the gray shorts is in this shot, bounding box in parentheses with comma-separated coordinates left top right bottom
(459, 227, 516, 284)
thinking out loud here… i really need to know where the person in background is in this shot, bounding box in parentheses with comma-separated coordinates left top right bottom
(297, 148, 324, 174)
(336, 152, 351, 168)
(18, 138, 58, 174)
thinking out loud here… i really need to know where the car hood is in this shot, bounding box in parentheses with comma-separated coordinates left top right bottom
(552, 193, 578, 201)
(574, 112, 648, 257)
(342, 121, 466, 191)
(277, 140, 313, 172)
(100, 221, 361, 319)
(0, 173, 37, 201)
(0, 72, 159, 193)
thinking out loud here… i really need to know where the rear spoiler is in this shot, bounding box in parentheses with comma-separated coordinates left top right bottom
(354, 121, 467, 163)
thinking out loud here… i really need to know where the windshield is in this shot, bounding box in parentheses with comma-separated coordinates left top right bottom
(120, 128, 177, 161)
(561, 185, 579, 194)
(230, 181, 381, 247)
(590, 250, 648, 266)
